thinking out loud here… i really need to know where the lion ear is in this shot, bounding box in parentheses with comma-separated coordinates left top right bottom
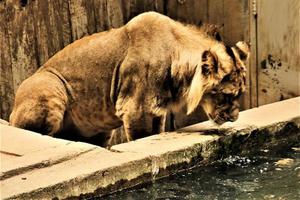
(201, 50, 218, 77)
(234, 41, 250, 62)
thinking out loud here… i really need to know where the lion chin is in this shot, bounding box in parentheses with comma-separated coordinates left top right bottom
(9, 11, 249, 146)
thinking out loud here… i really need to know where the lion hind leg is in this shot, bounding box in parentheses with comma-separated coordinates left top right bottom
(46, 110, 65, 136)
(103, 126, 128, 147)
(10, 99, 66, 136)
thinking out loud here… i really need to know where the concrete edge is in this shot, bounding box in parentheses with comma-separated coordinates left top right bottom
(0, 146, 97, 180)
(3, 117, 299, 199)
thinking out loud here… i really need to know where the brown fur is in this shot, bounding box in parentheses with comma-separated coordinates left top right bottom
(10, 12, 249, 145)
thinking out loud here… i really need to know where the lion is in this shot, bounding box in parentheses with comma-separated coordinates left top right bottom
(9, 12, 249, 145)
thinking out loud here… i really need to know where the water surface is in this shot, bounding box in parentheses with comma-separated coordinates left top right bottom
(104, 147, 300, 200)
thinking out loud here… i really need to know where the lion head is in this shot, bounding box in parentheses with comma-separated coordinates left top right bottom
(200, 41, 250, 125)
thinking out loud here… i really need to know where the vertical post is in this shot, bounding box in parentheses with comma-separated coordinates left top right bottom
(249, 0, 258, 107)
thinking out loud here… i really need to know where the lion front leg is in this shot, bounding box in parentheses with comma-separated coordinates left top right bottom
(105, 115, 165, 146)
(122, 112, 157, 142)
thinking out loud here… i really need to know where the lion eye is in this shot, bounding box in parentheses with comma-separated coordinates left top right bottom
(211, 88, 218, 94)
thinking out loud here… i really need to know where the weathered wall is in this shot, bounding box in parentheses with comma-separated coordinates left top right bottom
(256, 0, 300, 106)
(0, 0, 251, 127)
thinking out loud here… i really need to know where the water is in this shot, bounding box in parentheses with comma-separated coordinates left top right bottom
(103, 147, 300, 200)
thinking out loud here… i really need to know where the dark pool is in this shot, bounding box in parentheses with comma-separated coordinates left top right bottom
(103, 147, 300, 200)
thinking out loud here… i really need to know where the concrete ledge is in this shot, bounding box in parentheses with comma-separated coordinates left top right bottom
(1, 142, 98, 180)
(1, 97, 300, 199)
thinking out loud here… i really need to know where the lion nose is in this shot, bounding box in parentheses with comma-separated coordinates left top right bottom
(228, 117, 237, 122)
(229, 108, 239, 122)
